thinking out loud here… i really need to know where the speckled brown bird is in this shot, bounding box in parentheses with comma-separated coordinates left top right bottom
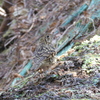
(32, 34, 56, 71)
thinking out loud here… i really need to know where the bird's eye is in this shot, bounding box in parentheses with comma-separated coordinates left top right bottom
(46, 35, 49, 39)
(46, 35, 50, 41)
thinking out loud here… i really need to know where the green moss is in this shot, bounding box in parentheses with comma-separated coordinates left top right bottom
(0, 0, 3, 6)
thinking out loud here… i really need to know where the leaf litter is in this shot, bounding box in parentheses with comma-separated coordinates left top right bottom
(0, 0, 100, 99)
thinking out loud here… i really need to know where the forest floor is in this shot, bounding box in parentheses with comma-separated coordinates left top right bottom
(0, 35, 100, 100)
(0, 0, 100, 100)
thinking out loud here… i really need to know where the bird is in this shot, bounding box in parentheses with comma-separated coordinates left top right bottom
(32, 33, 56, 71)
